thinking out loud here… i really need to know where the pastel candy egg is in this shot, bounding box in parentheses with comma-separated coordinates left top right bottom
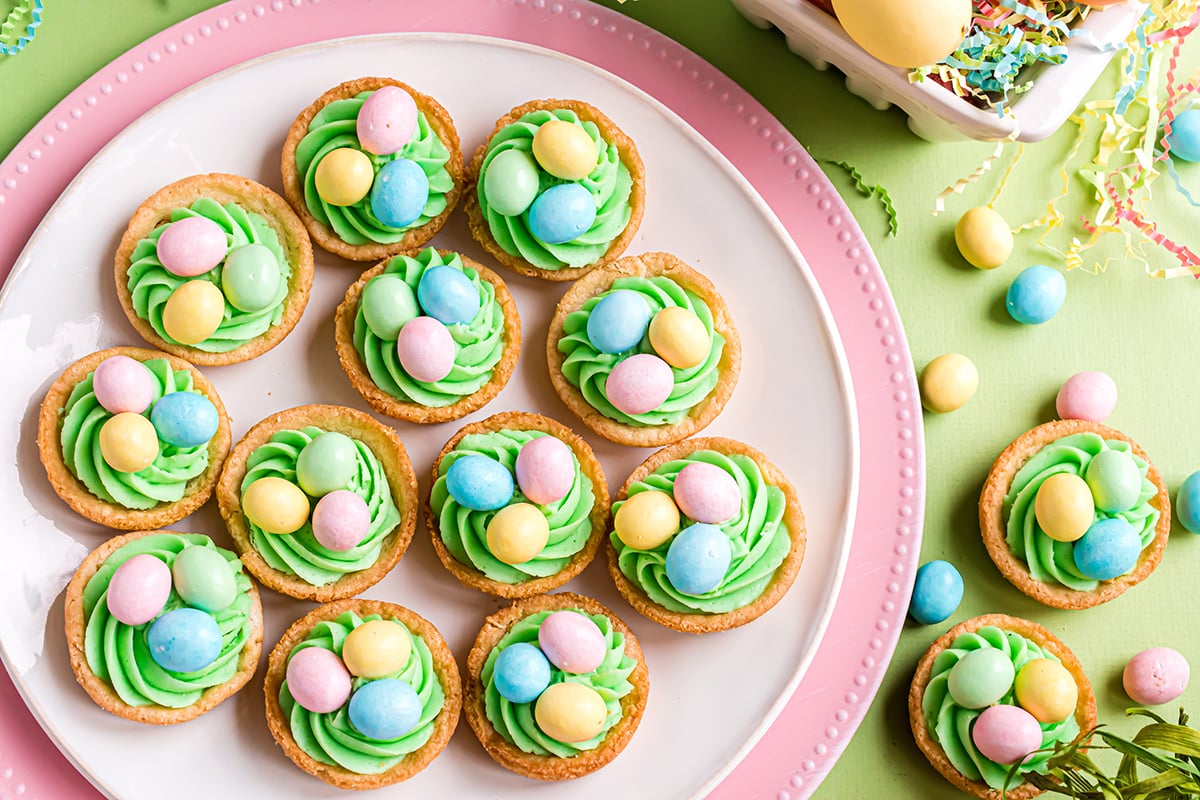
(909, 560, 964, 625)
(147, 607, 222, 673)
(370, 158, 429, 229)
(919, 353, 978, 414)
(614, 490, 680, 550)
(163, 279, 226, 345)
(170, 546, 236, 614)
(356, 85, 418, 156)
(1085, 449, 1141, 514)
(396, 316, 455, 383)
(528, 183, 596, 245)
(534, 682, 607, 743)
(312, 490, 371, 552)
(538, 611, 606, 674)
(1006, 265, 1066, 325)
(483, 149, 539, 216)
(1124, 647, 1190, 705)
(587, 290, 652, 355)
(971, 705, 1043, 765)
(648, 306, 709, 369)
(1015, 658, 1077, 724)
(531, 119, 598, 181)
(296, 431, 358, 497)
(92, 356, 154, 415)
(1177, 471, 1200, 534)
(220, 243, 281, 312)
(1033, 473, 1094, 543)
(446, 454, 514, 511)
(493, 643, 552, 704)
(348, 678, 422, 740)
(156, 216, 228, 277)
(286, 646, 352, 713)
(515, 435, 574, 506)
(315, 147, 374, 206)
(665, 523, 732, 596)
(150, 391, 219, 448)
(106, 554, 171, 626)
(954, 207, 1013, 270)
(605, 354, 673, 416)
(361, 274, 419, 340)
(417, 265, 480, 326)
(947, 648, 1015, 708)
(1073, 518, 1141, 580)
(99, 412, 159, 473)
(242, 476, 310, 535)
(1166, 109, 1200, 163)
(486, 502, 550, 564)
(1056, 371, 1117, 423)
(342, 619, 412, 679)
(673, 462, 741, 524)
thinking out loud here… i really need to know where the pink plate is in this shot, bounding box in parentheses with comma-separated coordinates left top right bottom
(0, 1, 923, 798)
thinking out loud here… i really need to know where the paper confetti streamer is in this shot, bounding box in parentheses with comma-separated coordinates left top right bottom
(932, 139, 1008, 215)
(818, 158, 899, 236)
(0, 0, 43, 56)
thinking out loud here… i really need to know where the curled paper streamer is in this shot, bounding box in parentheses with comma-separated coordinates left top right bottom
(818, 158, 899, 236)
(0, 0, 43, 56)
(932, 139, 1008, 216)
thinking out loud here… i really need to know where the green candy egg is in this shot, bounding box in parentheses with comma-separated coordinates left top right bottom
(1085, 449, 1141, 513)
(947, 648, 1015, 709)
(361, 274, 419, 340)
(296, 431, 358, 497)
(171, 546, 237, 613)
(221, 243, 281, 312)
(483, 149, 540, 217)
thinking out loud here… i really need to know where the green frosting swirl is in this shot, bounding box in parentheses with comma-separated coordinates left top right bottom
(241, 426, 401, 586)
(922, 626, 1080, 791)
(611, 450, 790, 614)
(477, 108, 633, 270)
(81, 533, 254, 709)
(429, 429, 595, 583)
(60, 359, 212, 510)
(481, 609, 636, 757)
(558, 276, 725, 427)
(280, 612, 445, 774)
(1004, 432, 1159, 591)
(295, 91, 453, 245)
(127, 198, 292, 353)
(352, 248, 506, 407)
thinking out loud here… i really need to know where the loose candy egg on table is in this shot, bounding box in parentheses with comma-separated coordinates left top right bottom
(908, 560, 964, 625)
(356, 86, 418, 156)
(1034, 473, 1094, 543)
(528, 183, 596, 245)
(830, 0, 972, 68)
(93, 356, 154, 415)
(106, 553, 172, 626)
(396, 316, 456, 383)
(1014, 658, 1077, 724)
(534, 682, 608, 743)
(150, 391, 219, 449)
(971, 704, 1043, 765)
(954, 207, 1013, 270)
(446, 454, 515, 512)
(171, 546, 237, 614)
(493, 642, 552, 704)
(538, 611, 606, 675)
(946, 648, 1015, 708)
(1084, 449, 1141, 514)
(1177, 471, 1200, 534)
(673, 462, 741, 525)
(919, 353, 978, 414)
(99, 412, 159, 473)
(614, 490, 681, 550)
(370, 158, 429, 229)
(163, 279, 226, 345)
(605, 353, 674, 416)
(486, 502, 551, 565)
(416, 265, 480, 326)
(242, 476, 310, 535)
(515, 436, 574, 506)
(348, 678, 422, 740)
(296, 431, 359, 497)
(314, 147, 375, 207)
(361, 274, 420, 340)
(1072, 518, 1141, 580)
(311, 490, 371, 552)
(1124, 647, 1190, 705)
(342, 619, 412, 679)
(648, 306, 709, 369)
(1056, 371, 1117, 423)
(220, 243, 281, 313)
(156, 216, 228, 277)
(586, 290, 652, 355)
(1006, 265, 1066, 325)
(147, 607, 222, 673)
(286, 646, 353, 714)
(483, 149, 540, 216)
(1166, 108, 1200, 163)
(531, 119, 598, 181)
(665, 523, 732, 596)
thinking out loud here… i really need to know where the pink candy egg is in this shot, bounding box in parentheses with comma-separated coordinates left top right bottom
(1056, 371, 1117, 423)
(515, 436, 574, 506)
(1124, 647, 1190, 705)
(673, 462, 741, 524)
(286, 647, 353, 714)
(538, 610, 606, 674)
(396, 316, 455, 383)
(356, 86, 419, 156)
(155, 216, 228, 277)
(971, 704, 1043, 765)
(105, 554, 172, 626)
(605, 354, 673, 416)
(92, 355, 155, 415)
(311, 489, 371, 552)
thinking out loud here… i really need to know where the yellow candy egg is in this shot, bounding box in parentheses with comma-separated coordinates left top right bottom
(1034, 473, 1094, 543)
(614, 490, 681, 551)
(648, 307, 709, 369)
(1015, 658, 1078, 724)
(342, 619, 413, 679)
(242, 476, 310, 535)
(531, 120, 598, 181)
(98, 412, 159, 473)
(486, 503, 551, 565)
(831, 0, 972, 68)
(534, 682, 607, 743)
(919, 353, 978, 414)
(955, 207, 1014, 270)
(162, 280, 225, 346)
(315, 147, 375, 206)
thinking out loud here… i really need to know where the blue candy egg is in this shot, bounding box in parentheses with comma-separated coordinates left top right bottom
(1166, 109, 1200, 163)
(348, 678, 422, 740)
(147, 607, 222, 673)
(1176, 470, 1200, 534)
(665, 523, 732, 596)
(1073, 518, 1141, 580)
(416, 265, 481, 326)
(493, 642, 552, 704)
(371, 158, 429, 229)
(527, 183, 596, 245)
(909, 560, 964, 625)
(586, 290, 652, 354)
(150, 391, 219, 448)
(1006, 265, 1066, 325)
(446, 454, 515, 511)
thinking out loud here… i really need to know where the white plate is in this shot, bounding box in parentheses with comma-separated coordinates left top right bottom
(0, 33, 856, 800)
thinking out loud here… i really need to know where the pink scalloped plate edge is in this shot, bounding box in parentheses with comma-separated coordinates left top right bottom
(0, 1, 924, 798)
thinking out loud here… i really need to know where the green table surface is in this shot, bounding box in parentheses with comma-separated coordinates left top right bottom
(4, 1, 1200, 797)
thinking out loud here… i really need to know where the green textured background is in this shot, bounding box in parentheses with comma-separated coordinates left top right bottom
(3, 1, 1200, 796)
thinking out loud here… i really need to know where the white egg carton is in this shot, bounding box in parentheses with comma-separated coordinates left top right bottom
(730, 0, 1146, 142)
